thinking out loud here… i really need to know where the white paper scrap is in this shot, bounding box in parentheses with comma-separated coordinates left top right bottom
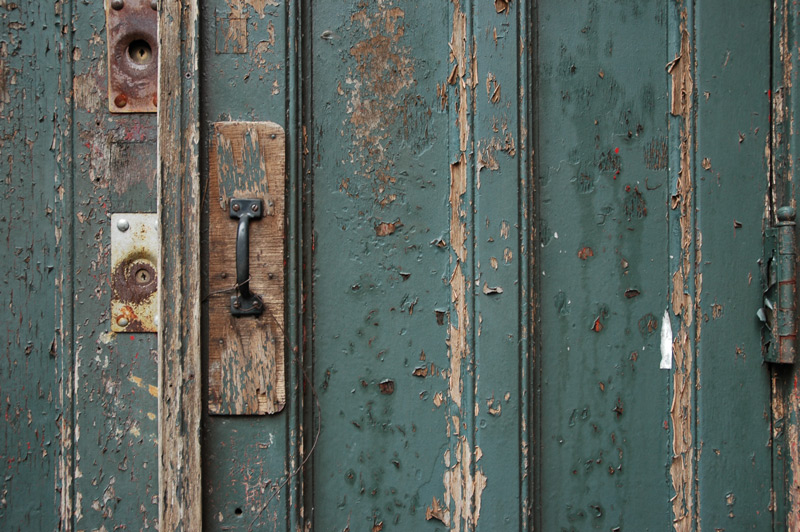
(660, 309, 673, 370)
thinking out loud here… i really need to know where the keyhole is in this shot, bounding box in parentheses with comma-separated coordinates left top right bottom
(135, 267, 152, 285)
(128, 40, 153, 65)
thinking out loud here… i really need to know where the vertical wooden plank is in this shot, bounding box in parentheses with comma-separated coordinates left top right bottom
(695, 1, 773, 528)
(308, 1, 455, 528)
(198, 0, 297, 528)
(69, 0, 160, 528)
(472, 0, 528, 528)
(158, 0, 202, 530)
(207, 122, 286, 415)
(535, 1, 673, 529)
(0, 1, 67, 529)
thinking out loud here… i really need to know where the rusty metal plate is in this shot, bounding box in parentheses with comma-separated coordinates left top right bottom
(106, 0, 158, 113)
(111, 213, 158, 332)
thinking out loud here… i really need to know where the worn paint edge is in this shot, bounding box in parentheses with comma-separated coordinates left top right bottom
(55, 0, 76, 528)
(667, 7, 696, 532)
(157, 1, 202, 530)
(439, 0, 486, 529)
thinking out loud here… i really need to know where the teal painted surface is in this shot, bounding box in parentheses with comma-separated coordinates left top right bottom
(1, 1, 160, 530)
(309, 2, 452, 528)
(535, 2, 673, 529)
(198, 1, 302, 530)
(0, 0, 793, 530)
(70, 1, 160, 529)
(695, 1, 772, 528)
(536, 1, 774, 530)
(0, 2, 64, 528)
(309, 0, 531, 529)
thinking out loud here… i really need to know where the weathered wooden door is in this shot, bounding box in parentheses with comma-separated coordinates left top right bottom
(3, 0, 800, 531)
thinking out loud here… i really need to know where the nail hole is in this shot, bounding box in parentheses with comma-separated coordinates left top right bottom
(234, 507, 243, 516)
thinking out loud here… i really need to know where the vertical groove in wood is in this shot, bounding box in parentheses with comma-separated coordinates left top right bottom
(158, 1, 202, 530)
(56, 0, 75, 528)
(293, 0, 311, 527)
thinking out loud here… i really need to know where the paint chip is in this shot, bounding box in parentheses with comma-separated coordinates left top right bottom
(379, 379, 395, 395)
(660, 309, 672, 369)
(426, 496, 449, 524)
(482, 282, 503, 295)
(375, 221, 401, 237)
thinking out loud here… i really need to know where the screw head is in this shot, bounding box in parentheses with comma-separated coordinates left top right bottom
(114, 93, 128, 108)
(111, 0, 124, 10)
(150, 0, 157, 9)
(251, 204, 259, 212)
(233, 300, 241, 309)
(117, 317, 129, 327)
(117, 218, 130, 232)
(232, 203, 240, 212)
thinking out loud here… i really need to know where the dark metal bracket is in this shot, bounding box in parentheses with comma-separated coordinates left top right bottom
(230, 198, 264, 316)
(759, 206, 797, 363)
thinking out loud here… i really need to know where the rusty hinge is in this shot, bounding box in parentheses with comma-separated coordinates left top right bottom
(759, 206, 797, 363)
(106, 0, 158, 113)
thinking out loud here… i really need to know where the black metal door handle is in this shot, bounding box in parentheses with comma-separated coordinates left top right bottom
(230, 198, 264, 316)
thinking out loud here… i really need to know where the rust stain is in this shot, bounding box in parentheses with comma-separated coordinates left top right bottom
(667, 14, 695, 532)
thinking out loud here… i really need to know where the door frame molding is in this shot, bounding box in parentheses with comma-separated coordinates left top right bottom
(157, 1, 202, 530)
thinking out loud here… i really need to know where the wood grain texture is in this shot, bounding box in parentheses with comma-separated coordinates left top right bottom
(207, 121, 286, 415)
(157, 1, 202, 530)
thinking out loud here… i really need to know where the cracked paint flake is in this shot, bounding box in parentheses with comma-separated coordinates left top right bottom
(437, 1, 487, 529)
(667, 14, 696, 532)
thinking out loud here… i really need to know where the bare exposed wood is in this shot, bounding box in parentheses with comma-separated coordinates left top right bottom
(157, 0, 202, 530)
(207, 122, 286, 415)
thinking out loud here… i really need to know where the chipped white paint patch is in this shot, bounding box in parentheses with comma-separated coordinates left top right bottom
(660, 309, 673, 369)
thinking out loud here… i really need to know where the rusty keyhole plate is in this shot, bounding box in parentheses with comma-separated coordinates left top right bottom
(106, 0, 158, 113)
(111, 213, 159, 332)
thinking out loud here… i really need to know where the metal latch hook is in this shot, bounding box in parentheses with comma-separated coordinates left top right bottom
(230, 198, 264, 316)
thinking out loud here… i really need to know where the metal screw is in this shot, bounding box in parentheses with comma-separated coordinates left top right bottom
(150, 0, 157, 9)
(114, 93, 128, 108)
(271, 134, 277, 139)
(117, 218, 130, 232)
(232, 203, 240, 212)
(111, 0, 124, 10)
(118, 317, 129, 327)
(251, 204, 259, 212)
